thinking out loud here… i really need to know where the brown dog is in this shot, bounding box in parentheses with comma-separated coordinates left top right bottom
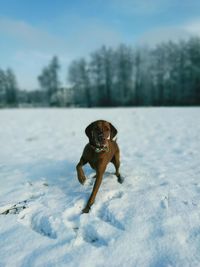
(76, 120, 123, 213)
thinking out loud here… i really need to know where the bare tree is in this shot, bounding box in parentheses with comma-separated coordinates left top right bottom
(38, 56, 60, 106)
(5, 68, 18, 106)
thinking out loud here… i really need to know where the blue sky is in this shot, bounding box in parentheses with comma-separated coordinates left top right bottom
(0, 0, 200, 90)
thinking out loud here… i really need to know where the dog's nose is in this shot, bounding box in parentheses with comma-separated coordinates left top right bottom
(98, 133, 105, 141)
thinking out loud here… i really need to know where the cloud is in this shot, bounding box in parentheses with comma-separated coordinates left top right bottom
(0, 15, 123, 56)
(51, 14, 124, 53)
(136, 15, 200, 48)
(137, 26, 192, 47)
(0, 17, 66, 52)
(65, 20, 123, 55)
(183, 19, 200, 36)
(136, 17, 200, 47)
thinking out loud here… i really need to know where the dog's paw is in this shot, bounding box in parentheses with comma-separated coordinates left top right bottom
(117, 175, 124, 184)
(78, 175, 86, 185)
(82, 206, 90, 214)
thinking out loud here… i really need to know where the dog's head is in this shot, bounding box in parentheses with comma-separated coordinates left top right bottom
(85, 120, 117, 148)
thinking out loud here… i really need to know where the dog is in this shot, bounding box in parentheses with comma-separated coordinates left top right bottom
(76, 120, 123, 213)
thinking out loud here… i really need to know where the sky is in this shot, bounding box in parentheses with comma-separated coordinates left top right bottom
(0, 0, 200, 90)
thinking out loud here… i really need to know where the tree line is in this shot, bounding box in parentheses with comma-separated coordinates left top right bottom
(0, 68, 18, 107)
(1, 37, 200, 107)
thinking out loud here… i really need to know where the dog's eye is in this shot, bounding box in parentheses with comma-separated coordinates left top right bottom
(95, 127, 101, 132)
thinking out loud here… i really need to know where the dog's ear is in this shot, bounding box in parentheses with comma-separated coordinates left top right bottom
(85, 122, 94, 140)
(110, 123, 117, 139)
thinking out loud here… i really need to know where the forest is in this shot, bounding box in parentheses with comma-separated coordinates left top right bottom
(0, 37, 200, 107)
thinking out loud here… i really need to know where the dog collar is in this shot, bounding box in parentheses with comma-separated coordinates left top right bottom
(90, 144, 109, 153)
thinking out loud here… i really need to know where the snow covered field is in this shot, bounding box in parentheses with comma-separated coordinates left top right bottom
(0, 108, 200, 267)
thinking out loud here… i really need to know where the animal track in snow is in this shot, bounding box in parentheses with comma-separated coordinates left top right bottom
(104, 190, 124, 201)
(160, 196, 169, 209)
(31, 213, 57, 239)
(97, 191, 125, 231)
(19, 209, 57, 239)
(81, 224, 108, 247)
(62, 204, 81, 230)
(98, 206, 125, 231)
(193, 183, 200, 194)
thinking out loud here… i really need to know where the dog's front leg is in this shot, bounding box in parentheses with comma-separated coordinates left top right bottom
(76, 157, 87, 185)
(82, 164, 106, 213)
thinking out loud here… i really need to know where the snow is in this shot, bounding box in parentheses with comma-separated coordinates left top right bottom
(0, 108, 200, 267)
